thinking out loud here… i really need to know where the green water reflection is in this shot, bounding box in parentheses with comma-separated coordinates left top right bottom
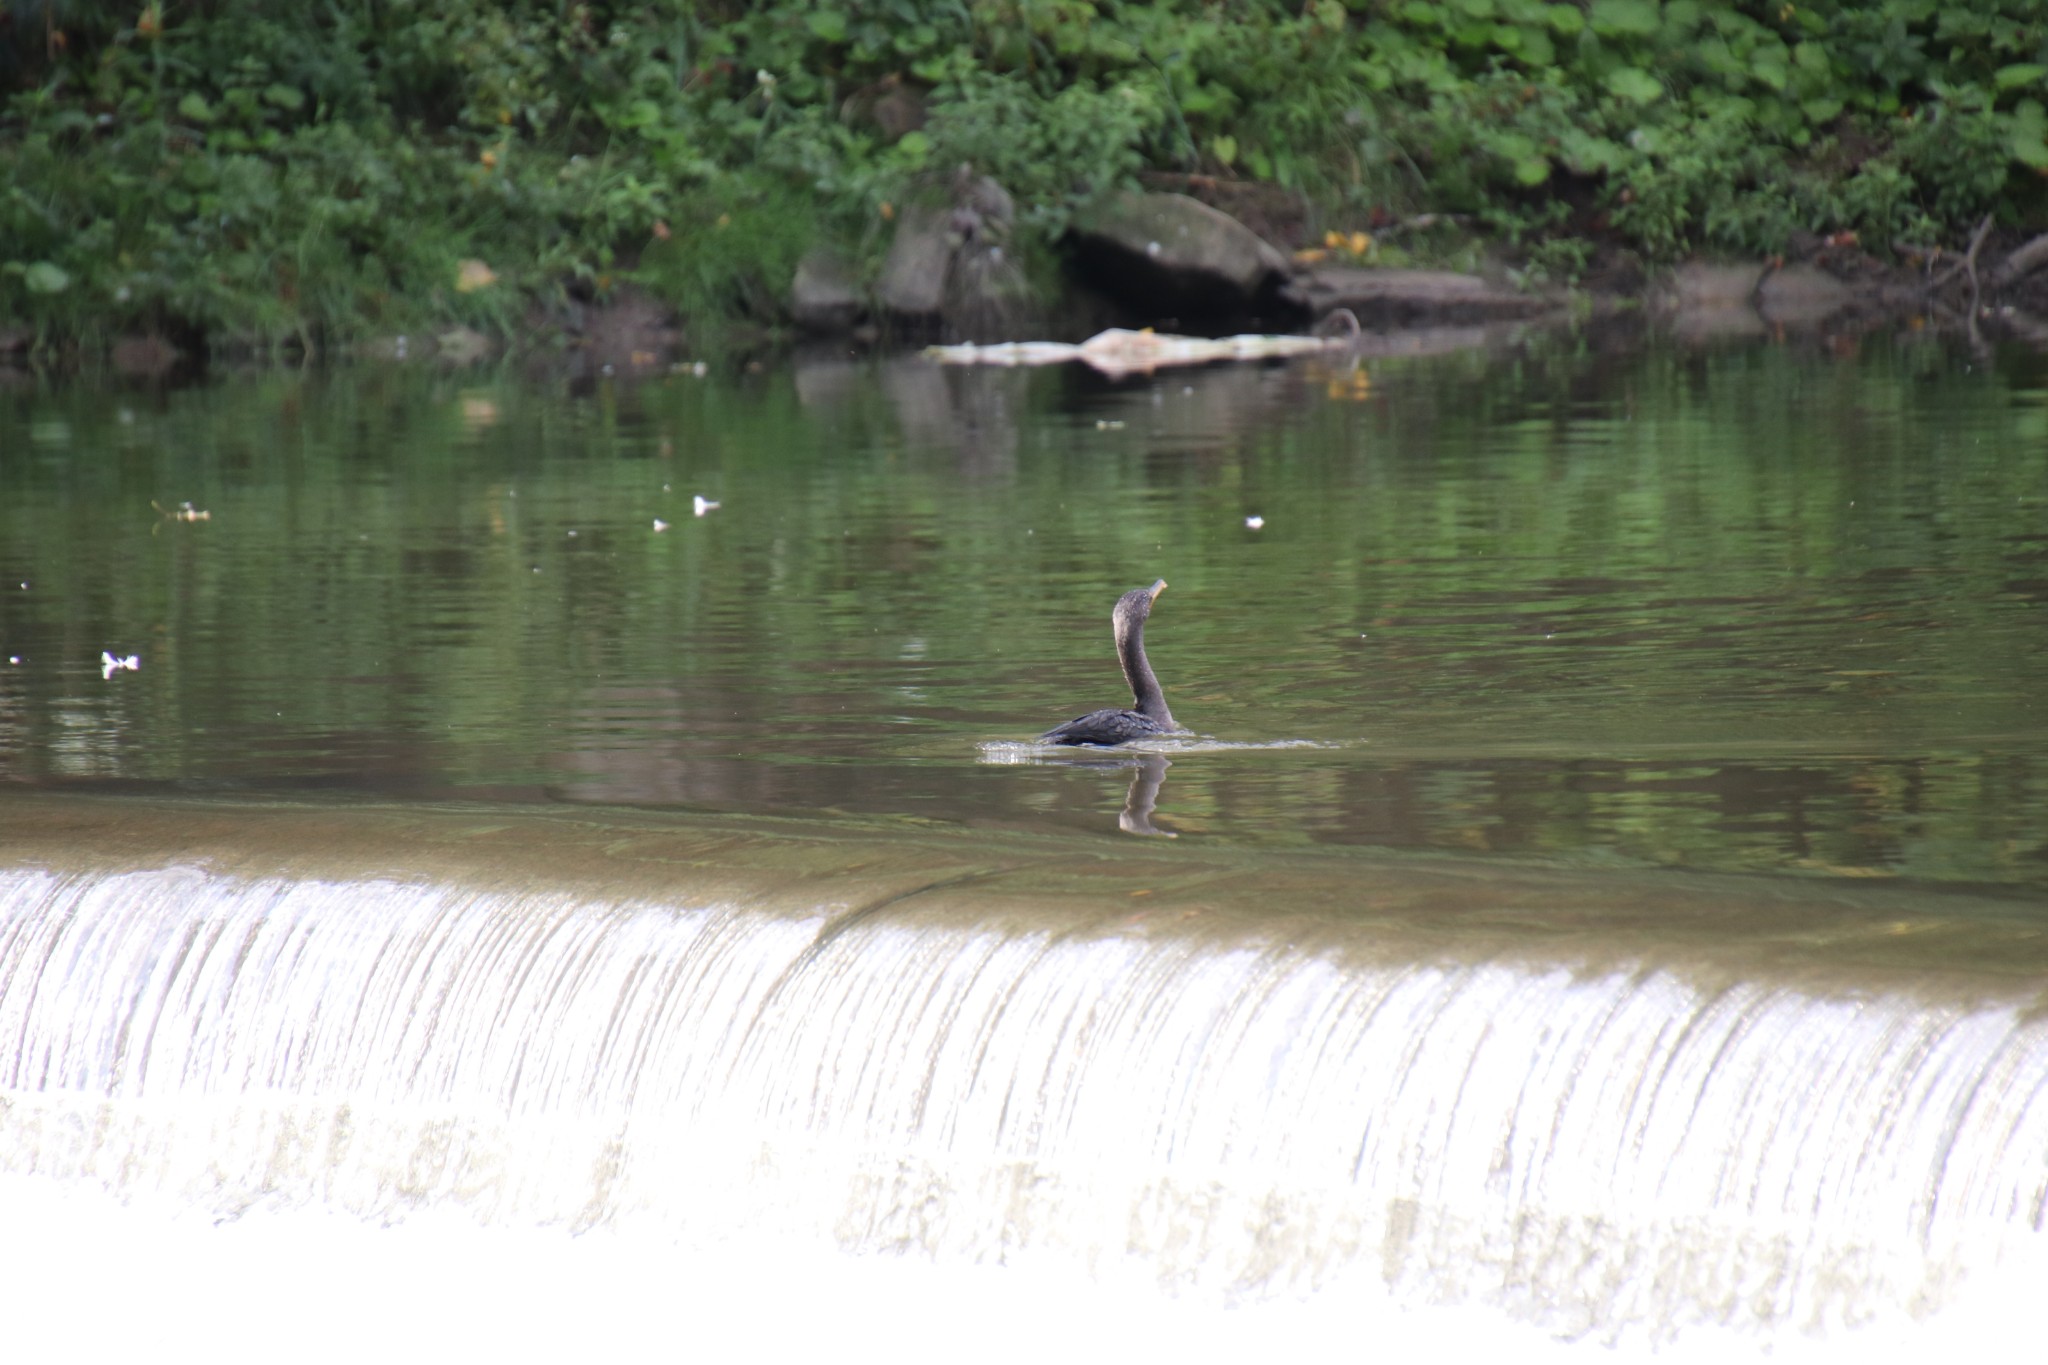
(3, 334, 2046, 888)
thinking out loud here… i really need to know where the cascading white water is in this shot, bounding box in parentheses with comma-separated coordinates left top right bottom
(2, 800, 2045, 1356)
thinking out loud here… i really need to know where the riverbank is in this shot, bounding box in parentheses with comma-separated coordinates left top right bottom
(10, 238, 2048, 382)
(3, 3, 2045, 365)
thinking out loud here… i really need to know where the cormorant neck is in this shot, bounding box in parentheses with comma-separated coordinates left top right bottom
(1116, 614, 1175, 728)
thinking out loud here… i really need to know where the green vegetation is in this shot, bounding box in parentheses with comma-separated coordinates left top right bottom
(3, 1, 2045, 351)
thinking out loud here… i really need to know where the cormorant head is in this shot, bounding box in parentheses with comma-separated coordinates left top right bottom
(1113, 579, 1167, 633)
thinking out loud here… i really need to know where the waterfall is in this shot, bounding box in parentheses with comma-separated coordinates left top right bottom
(2, 797, 2045, 1354)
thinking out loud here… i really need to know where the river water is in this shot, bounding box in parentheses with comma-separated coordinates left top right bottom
(2, 330, 2047, 1358)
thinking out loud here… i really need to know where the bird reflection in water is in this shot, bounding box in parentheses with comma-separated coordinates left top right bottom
(1118, 752, 1175, 837)
(1034, 749, 1176, 838)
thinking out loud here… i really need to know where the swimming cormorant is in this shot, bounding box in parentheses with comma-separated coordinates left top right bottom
(1040, 579, 1179, 746)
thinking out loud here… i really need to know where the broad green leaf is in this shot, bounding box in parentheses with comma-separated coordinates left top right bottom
(1545, 3, 1584, 35)
(808, 10, 848, 43)
(1606, 68, 1664, 103)
(1994, 64, 2046, 92)
(1209, 134, 1237, 166)
(23, 261, 69, 295)
(262, 83, 305, 111)
(176, 93, 213, 123)
(1513, 155, 1551, 185)
(1559, 130, 1625, 172)
(2010, 100, 2048, 168)
(1660, 1, 1702, 36)
(1589, 0, 1660, 38)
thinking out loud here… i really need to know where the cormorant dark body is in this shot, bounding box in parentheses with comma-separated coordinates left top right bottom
(1040, 579, 1180, 746)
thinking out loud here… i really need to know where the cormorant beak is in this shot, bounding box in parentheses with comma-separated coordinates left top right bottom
(1148, 579, 1168, 602)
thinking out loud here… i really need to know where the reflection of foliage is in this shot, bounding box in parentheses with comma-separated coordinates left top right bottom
(2, 339, 2046, 887)
(4, 2, 2047, 345)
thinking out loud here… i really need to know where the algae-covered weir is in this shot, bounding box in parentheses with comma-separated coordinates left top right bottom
(3, 794, 2046, 1356)
(4, 335, 2048, 1355)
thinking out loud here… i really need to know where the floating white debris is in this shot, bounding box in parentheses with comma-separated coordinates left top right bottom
(925, 326, 1349, 378)
(1245, 515, 1265, 530)
(1095, 419, 1125, 430)
(652, 519, 670, 532)
(693, 496, 721, 517)
(100, 651, 139, 680)
(7, 656, 19, 665)
(151, 500, 210, 522)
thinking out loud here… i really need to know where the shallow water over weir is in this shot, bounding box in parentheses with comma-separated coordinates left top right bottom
(3, 793, 2045, 1356)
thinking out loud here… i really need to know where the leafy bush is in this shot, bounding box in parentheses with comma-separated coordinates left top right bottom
(920, 72, 1155, 237)
(2, 1, 2045, 349)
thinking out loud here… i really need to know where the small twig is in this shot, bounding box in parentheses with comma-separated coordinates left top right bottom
(1923, 216, 1994, 297)
(1963, 213, 1993, 316)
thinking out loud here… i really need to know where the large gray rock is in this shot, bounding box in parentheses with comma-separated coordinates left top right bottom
(1288, 267, 1553, 325)
(1067, 191, 1292, 314)
(1661, 262, 1766, 310)
(875, 172, 1032, 339)
(1754, 262, 1853, 326)
(876, 205, 955, 321)
(790, 249, 864, 333)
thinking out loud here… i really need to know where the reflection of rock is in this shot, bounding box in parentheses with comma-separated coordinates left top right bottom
(1067, 190, 1294, 317)
(878, 357, 1019, 480)
(790, 348, 866, 409)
